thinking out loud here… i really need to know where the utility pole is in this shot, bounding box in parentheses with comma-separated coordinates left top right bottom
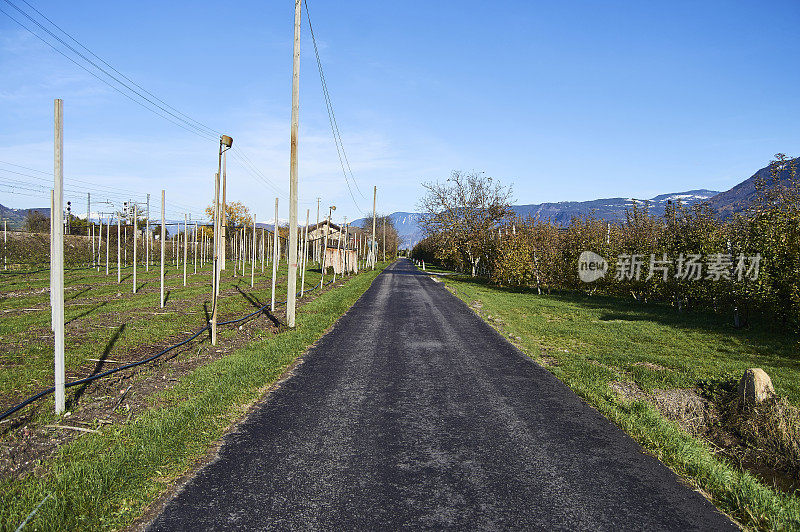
(271, 198, 279, 312)
(372, 186, 377, 269)
(211, 136, 232, 344)
(160, 190, 165, 308)
(286, 0, 301, 328)
(53, 99, 65, 415)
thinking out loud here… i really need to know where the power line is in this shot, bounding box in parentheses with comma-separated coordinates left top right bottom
(303, 0, 367, 214)
(17, 0, 219, 139)
(0, 0, 288, 201)
(2, 0, 218, 141)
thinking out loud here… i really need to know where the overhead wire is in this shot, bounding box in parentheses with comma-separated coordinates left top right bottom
(303, 0, 367, 215)
(0, 0, 289, 206)
(1, 0, 355, 221)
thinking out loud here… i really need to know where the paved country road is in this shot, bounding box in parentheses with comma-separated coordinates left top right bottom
(147, 259, 736, 531)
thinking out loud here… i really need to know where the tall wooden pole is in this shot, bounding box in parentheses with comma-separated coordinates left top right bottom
(132, 205, 138, 293)
(160, 190, 166, 308)
(286, 0, 301, 327)
(271, 198, 279, 312)
(53, 99, 65, 414)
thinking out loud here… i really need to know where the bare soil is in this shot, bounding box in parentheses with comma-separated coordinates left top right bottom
(0, 276, 350, 481)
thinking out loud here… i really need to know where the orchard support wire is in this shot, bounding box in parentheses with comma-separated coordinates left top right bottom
(0, 271, 341, 423)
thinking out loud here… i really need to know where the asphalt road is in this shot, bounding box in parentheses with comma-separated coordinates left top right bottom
(148, 258, 736, 531)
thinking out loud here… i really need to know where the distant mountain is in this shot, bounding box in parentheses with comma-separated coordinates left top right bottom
(352, 211, 425, 248)
(352, 192, 719, 248)
(509, 189, 719, 225)
(0, 204, 50, 229)
(706, 158, 799, 217)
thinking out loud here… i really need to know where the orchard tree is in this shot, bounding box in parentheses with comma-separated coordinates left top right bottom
(418, 171, 512, 276)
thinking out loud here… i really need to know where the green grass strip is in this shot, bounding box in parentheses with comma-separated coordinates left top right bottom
(1, 266, 384, 531)
(440, 275, 800, 531)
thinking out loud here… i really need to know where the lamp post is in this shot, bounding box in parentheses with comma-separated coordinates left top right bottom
(212, 135, 233, 346)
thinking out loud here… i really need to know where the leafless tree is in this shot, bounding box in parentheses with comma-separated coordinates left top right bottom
(418, 171, 512, 276)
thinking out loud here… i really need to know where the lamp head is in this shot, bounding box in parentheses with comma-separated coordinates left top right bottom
(220, 135, 233, 149)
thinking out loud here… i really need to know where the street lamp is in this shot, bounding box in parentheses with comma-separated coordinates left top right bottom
(212, 134, 233, 346)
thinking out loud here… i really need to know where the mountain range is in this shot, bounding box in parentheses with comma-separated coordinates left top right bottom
(353, 159, 797, 246)
(3, 159, 796, 247)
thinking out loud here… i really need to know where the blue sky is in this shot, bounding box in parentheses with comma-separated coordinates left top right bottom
(1, 0, 798, 223)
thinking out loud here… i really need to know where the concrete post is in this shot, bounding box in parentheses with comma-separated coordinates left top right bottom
(105, 217, 110, 276)
(194, 221, 198, 274)
(271, 198, 279, 312)
(53, 100, 66, 414)
(132, 204, 138, 293)
(300, 209, 308, 296)
(183, 213, 188, 286)
(160, 190, 165, 308)
(117, 215, 121, 283)
(146, 193, 150, 272)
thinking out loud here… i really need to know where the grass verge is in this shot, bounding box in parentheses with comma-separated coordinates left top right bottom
(1, 265, 385, 531)
(438, 273, 800, 531)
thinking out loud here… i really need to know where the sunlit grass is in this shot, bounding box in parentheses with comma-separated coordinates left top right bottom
(0, 263, 386, 531)
(440, 273, 800, 531)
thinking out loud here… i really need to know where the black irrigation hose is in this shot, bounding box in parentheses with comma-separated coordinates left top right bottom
(0, 273, 341, 421)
